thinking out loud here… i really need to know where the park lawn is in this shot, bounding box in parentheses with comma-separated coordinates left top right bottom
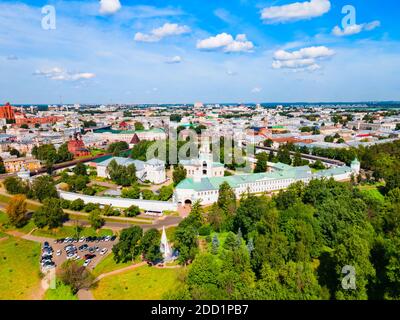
(92, 253, 134, 277)
(0, 211, 36, 234)
(44, 281, 77, 300)
(32, 226, 114, 239)
(0, 235, 41, 300)
(92, 265, 181, 300)
(0, 194, 40, 211)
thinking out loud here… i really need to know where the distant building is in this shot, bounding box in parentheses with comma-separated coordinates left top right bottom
(3, 157, 41, 173)
(0, 102, 16, 120)
(96, 156, 166, 184)
(67, 134, 90, 158)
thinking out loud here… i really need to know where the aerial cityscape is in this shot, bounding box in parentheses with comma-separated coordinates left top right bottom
(0, 0, 399, 305)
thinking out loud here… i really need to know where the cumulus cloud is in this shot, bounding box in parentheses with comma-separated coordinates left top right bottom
(272, 46, 334, 72)
(33, 68, 96, 81)
(251, 87, 262, 93)
(134, 23, 190, 42)
(99, 0, 121, 15)
(332, 20, 381, 36)
(196, 33, 254, 53)
(261, 0, 331, 23)
(165, 55, 182, 64)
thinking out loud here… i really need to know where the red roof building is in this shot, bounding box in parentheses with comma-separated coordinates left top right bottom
(0, 102, 16, 120)
(68, 134, 90, 158)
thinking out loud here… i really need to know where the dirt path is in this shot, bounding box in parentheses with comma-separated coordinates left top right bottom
(77, 289, 95, 300)
(94, 261, 147, 282)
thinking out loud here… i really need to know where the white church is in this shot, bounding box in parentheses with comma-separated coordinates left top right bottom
(175, 151, 361, 205)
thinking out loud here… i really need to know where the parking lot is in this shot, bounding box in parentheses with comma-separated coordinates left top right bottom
(40, 236, 118, 272)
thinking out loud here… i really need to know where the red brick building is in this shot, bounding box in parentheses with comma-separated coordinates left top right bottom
(0, 102, 64, 126)
(15, 114, 64, 126)
(0, 102, 16, 120)
(68, 134, 90, 158)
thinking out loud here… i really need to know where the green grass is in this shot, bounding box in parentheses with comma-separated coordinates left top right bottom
(44, 281, 77, 300)
(92, 265, 181, 300)
(0, 211, 36, 234)
(32, 226, 114, 239)
(0, 194, 40, 211)
(0, 235, 41, 300)
(92, 253, 133, 278)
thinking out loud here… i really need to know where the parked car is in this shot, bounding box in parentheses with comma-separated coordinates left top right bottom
(110, 236, 117, 241)
(100, 248, 108, 255)
(83, 259, 91, 267)
(79, 237, 85, 243)
(56, 250, 62, 256)
(79, 244, 89, 251)
(84, 254, 96, 260)
(105, 236, 111, 242)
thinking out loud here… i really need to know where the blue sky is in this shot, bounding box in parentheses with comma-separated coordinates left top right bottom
(1, 0, 399, 104)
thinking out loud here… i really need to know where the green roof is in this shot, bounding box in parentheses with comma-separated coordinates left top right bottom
(176, 165, 313, 191)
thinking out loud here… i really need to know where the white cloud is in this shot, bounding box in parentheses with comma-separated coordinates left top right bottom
(99, 0, 121, 15)
(332, 20, 381, 36)
(226, 70, 238, 76)
(134, 23, 190, 42)
(196, 33, 254, 53)
(272, 46, 334, 72)
(261, 0, 331, 23)
(165, 55, 182, 64)
(33, 68, 96, 81)
(251, 87, 262, 93)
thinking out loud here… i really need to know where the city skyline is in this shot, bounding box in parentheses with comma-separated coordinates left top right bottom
(1, 0, 400, 104)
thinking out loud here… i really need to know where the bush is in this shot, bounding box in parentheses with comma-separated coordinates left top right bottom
(84, 203, 99, 213)
(198, 224, 212, 236)
(82, 187, 96, 196)
(69, 199, 85, 211)
(60, 199, 71, 209)
(125, 205, 141, 217)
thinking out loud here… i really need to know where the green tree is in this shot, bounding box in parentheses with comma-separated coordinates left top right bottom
(173, 165, 187, 186)
(113, 226, 143, 263)
(59, 260, 95, 294)
(31, 175, 58, 202)
(254, 152, 268, 173)
(69, 198, 85, 211)
(3, 176, 28, 195)
(125, 205, 141, 217)
(88, 209, 105, 230)
(6, 195, 28, 227)
(107, 141, 129, 156)
(73, 162, 87, 176)
(141, 228, 162, 262)
(33, 198, 66, 229)
(134, 122, 145, 131)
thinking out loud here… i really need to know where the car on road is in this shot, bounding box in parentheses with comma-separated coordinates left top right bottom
(100, 248, 108, 255)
